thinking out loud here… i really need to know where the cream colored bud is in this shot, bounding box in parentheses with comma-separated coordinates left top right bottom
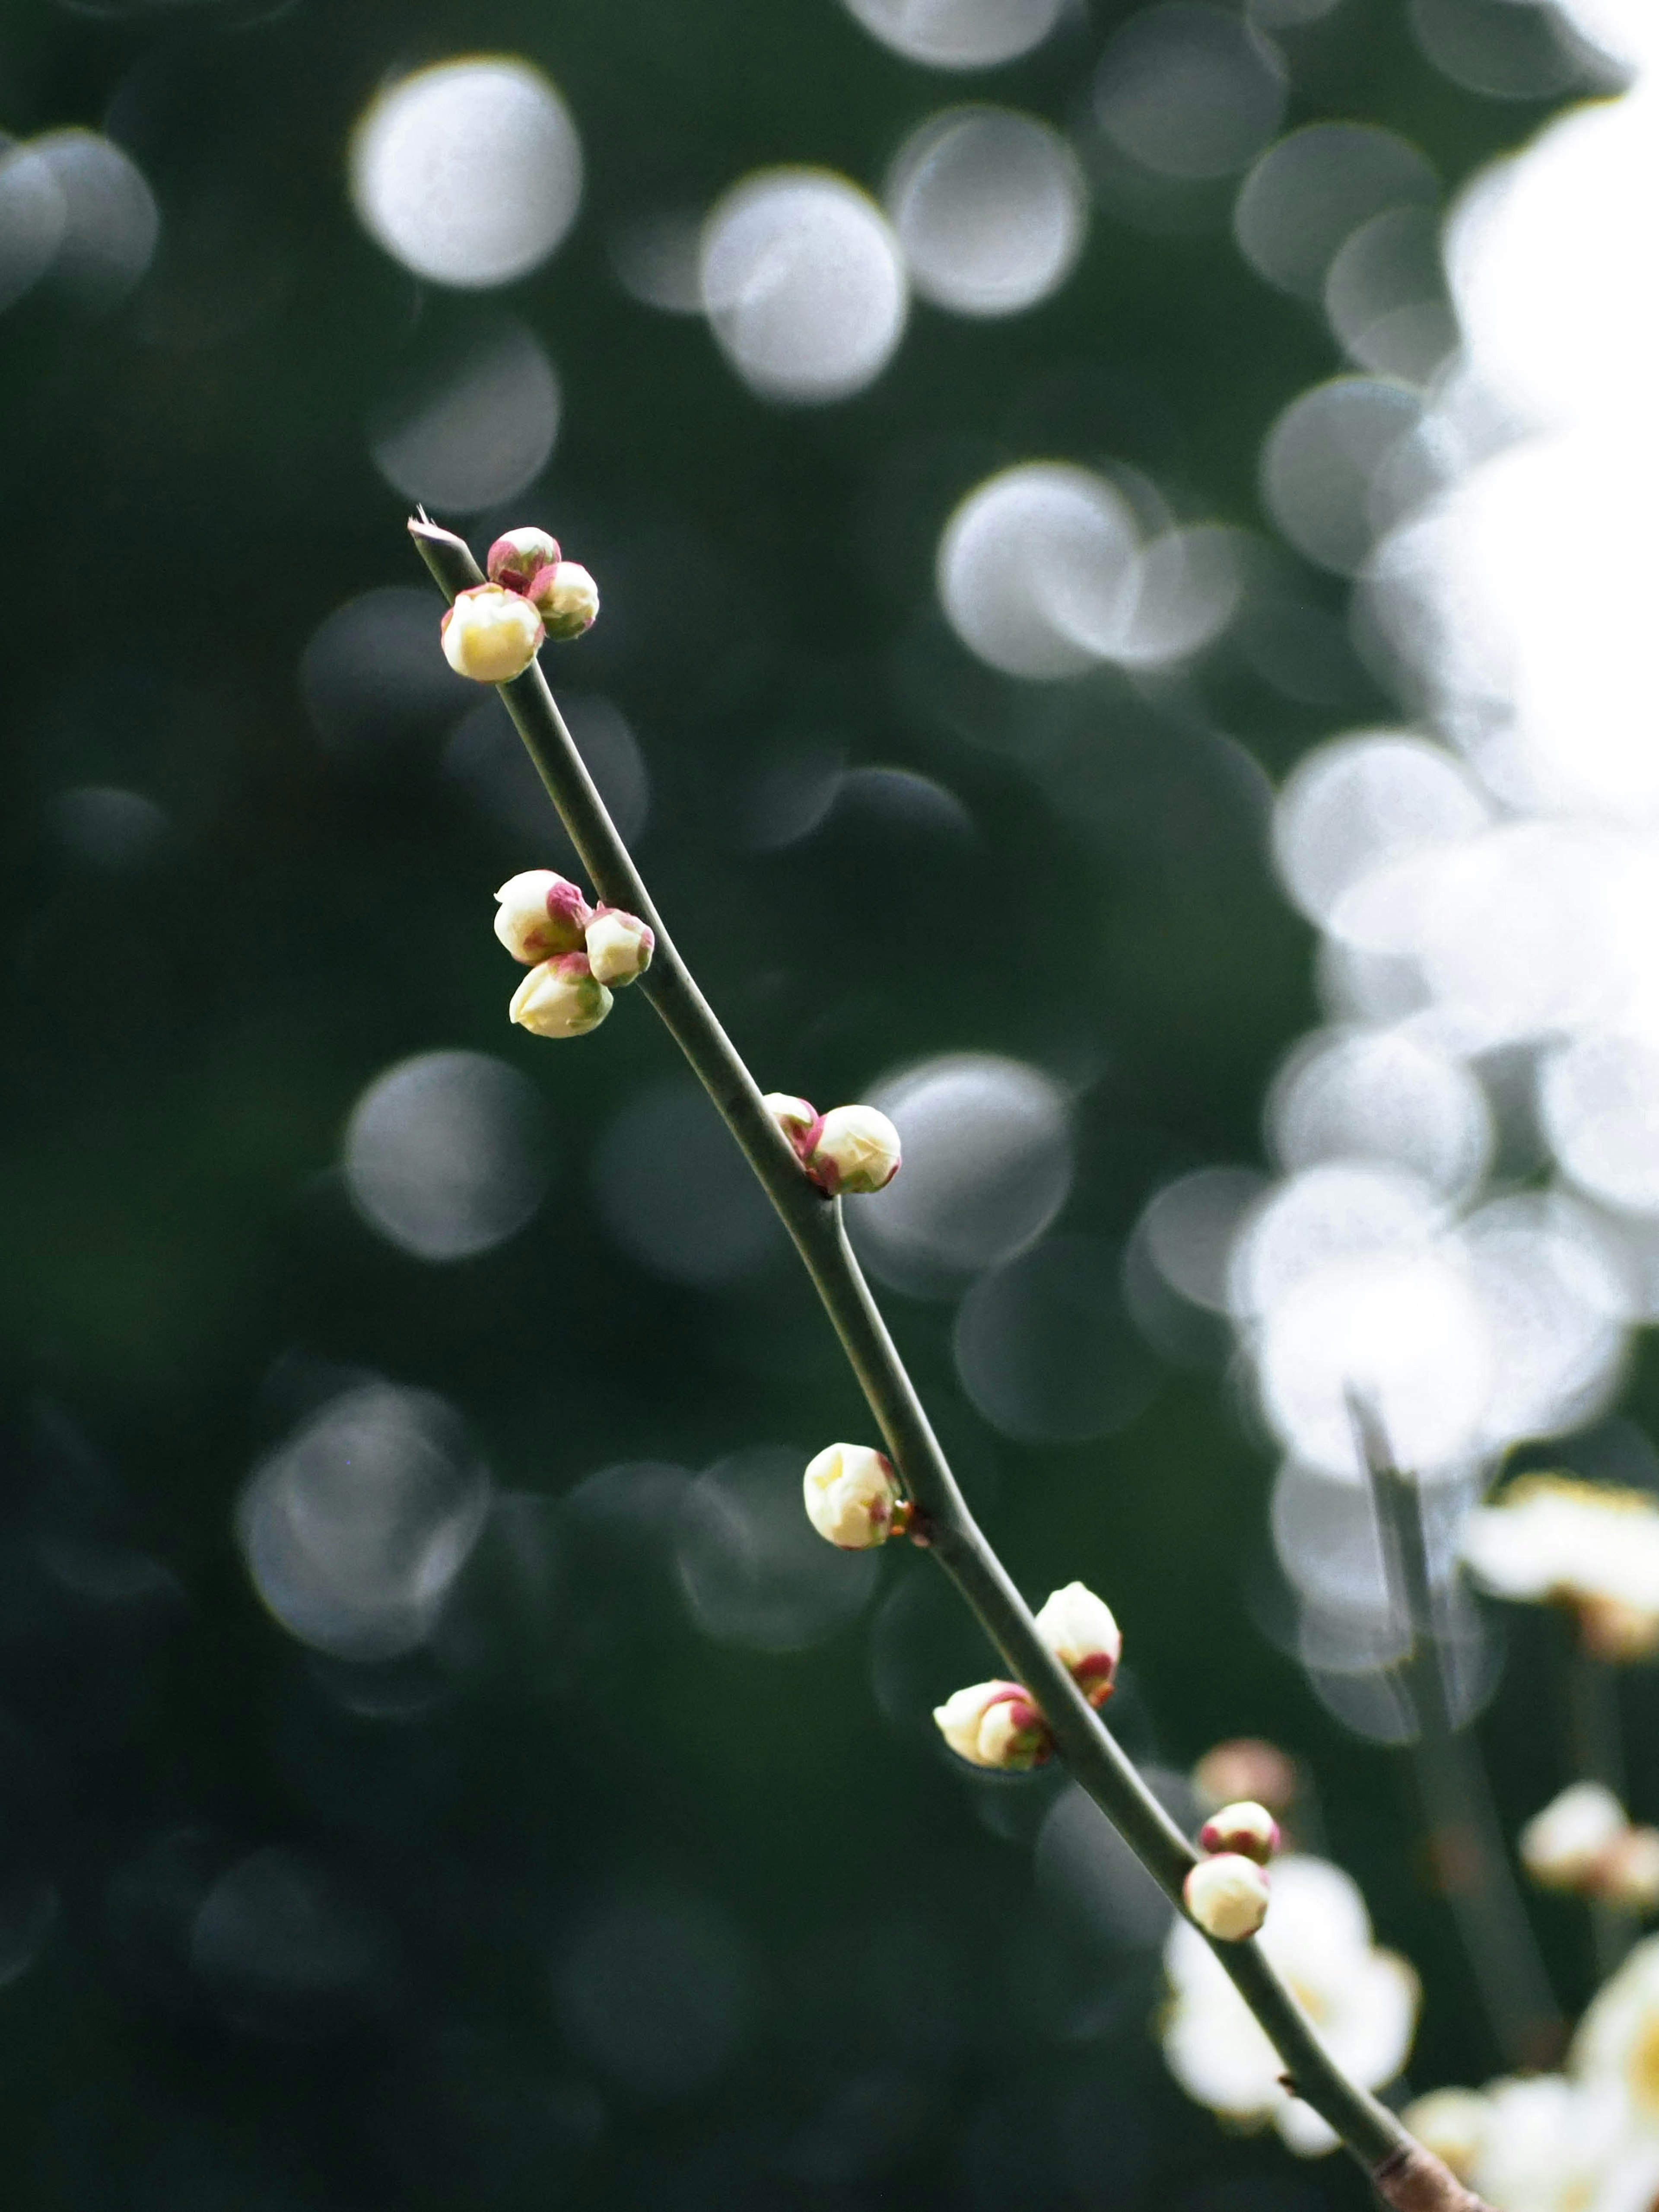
(1520, 1782, 1628, 1892)
(493, 871, 593, 963)
(762, 1094, 821, 1162)
(1183, 1852, 1271, 1941)
(531, 560, 600, 642)
(440, 584, 544, 682)
(585, 907, 655, 988)
(1198, 1801, 1281, 1865)
(486, 526, 562, 590)
(807, 1104, 902, 1197)
(508, 953, 613, 1039)
(933, 1680, 1051, 1772)
(1033, 1581, 1122, 1707)
(1401, 2088, 1487, 2181)
(802, 1442, 906, 1550)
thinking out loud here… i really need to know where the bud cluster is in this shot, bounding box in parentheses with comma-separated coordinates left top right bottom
(438, 523, 601, 685)
(493, 870, 655, 1041)
(930, 1580, 1122, 1773)
(761, 1092, 902, 1197)
(1183, 1797, 1281, 1942)
(1519, 1782, 1659, 1913)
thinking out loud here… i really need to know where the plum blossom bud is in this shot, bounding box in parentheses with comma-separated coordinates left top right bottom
(1198, 1801, 1281, 1866)
(531, 560, 600, 642)
(1184, 1852, 1271, 1941)
(1520, 1782, 1628, 1892)
(1192, 1738, 1299, 1818)
(493, 871, 594, 963)
(1595, 1827, 1659, 1913)
(1033, 1581, 1122, 1707)
(807, 1104, 902, 1197)
(762, 1094, 822, 1163)
(933, 1681, 1052, 1772)
(440, 584, 544, 682)
(508, 952, 613, 1039)
(802, 1442, 908, 1550)
(585, 907, 654, 988)
(486, 526, 562, 592)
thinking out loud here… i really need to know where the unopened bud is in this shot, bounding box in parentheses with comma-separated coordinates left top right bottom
(1192, 1738, 1299, 1817)
(493, 871, 594, 963)
(1595, 1827, 1659, 1914)
(1033, 1581, 1122, 1707)
(807, 1104, 902, 1197)
(762, 1094, 822, 1163)
(585, 907, 654, 988)
(508, 952, 613, 1039)
(933, 1680, 1052, 1772)
(1520, 1782, 1628, 1892)
(1198, 1801, 1280, 1865)
(1183, 1852, 1271, 1941)
(1402, 2089, 1487, 2182)
(440, 584, 544, 683)
(486, 526, 562, 592)
(531, 560, 600, 642)
(802, 1442, 907, 1550)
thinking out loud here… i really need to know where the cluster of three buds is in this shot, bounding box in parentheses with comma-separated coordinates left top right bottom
(440, 528, 600, 683)
(493, 869, 654, 1037)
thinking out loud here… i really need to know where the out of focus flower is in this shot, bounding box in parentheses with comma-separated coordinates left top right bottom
(1463, 1476, 1659, 1662)
(1574, 1935, 1659, 2137)
(486, 525, 562, 590)
(1184, 1852, 1271, 1941)
(585, 907, 654, 987)
(801, 1442, 906, 1550)
(762, 1093, 821, 1162)
(1162, 1856, 1418, 2155)
(1199, 1801, 1280, 1865)
(933, 1680, 1052, 1772)
(493, 869, 592, 962)
(1464, 2075, 1627, 2212)
(1192, 1738, 1300, 1818)
(1522, 1783, 1631, 1894)
(1032, 1581, 1121, 1706)
(508, 952, 612, 1038)
(441, 583, 544, 681)
(1401, 2087, 1487, 2181)
(531, 560, 600, 641)
(807, 1104, 902, 1196)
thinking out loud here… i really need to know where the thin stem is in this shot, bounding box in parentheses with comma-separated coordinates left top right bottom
(1349, 1393, 1564, 2072)
(412, 519, 1488, 2209)
(1567, 1642, 1635, 1979)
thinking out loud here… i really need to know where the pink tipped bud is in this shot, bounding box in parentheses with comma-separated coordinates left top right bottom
(802, 1442, 908, 1550)
(585, 907, 654, 988)
(1191, 1738, 1300, 1817)
(1519, 1782, 1628, 1893)
(933, 1680, 1052, 1772)
(493, 870, 594, 963)
(486, 526, 563, 592)
(807, 1104, 902, 1197)
(508, 952, 613, 1039)
(1033, 1581, 1122, 1708)
(762, 1094, 823, 1163)
(530, 560, 600, 642)
(440, 584, 544, 683)
(1198, 1801, 1280, 1865)
(1184, 1852, 1271, 1941)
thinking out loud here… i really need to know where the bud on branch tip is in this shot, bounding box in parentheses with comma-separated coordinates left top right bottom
(441, 583, 544, 683)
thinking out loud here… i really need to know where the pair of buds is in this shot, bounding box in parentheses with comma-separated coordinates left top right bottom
(1183, 1801, 1281, 1941)
(1520, 1781, 1659, 1913)
(763, 1093, 902, 1198)
(440, 526, 600, 684)
(493, 870, 654, 1038)
(929, 1583, 1124, 1773)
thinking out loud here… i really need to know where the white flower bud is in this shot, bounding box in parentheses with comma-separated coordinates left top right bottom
(1595, 1827, 1659, 1913)
(802, 1442, 907, 1550)
(1198, 1801, 1281, 1865)
(486, 526, 562, 591)
(1183, 1852, 1271, 1941)
(508, 952, 613, 1039)
(493, 870, 593, 963)
(531, 560, 600, 642)
(440, 583, 544, 682)
(1520, 1782, 1629, 1892)
(807, 1104, 902, 1197)
(1033, 1581, 1122, 1707)
(585, 907, 655, 988)
(1402, 2088, 1487, 2181)
(762, 1094, 822, 1162)
(933, 1680, 1051, 1772)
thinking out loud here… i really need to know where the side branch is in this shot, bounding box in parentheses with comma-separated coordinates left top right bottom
(409, 517, 1484, 2204)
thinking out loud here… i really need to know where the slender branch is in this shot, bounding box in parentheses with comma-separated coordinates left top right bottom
(411, 518, 1486, 2208)
(1348, 1392, 1564, 2071)
(1567, 1641, 1636, 1979)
